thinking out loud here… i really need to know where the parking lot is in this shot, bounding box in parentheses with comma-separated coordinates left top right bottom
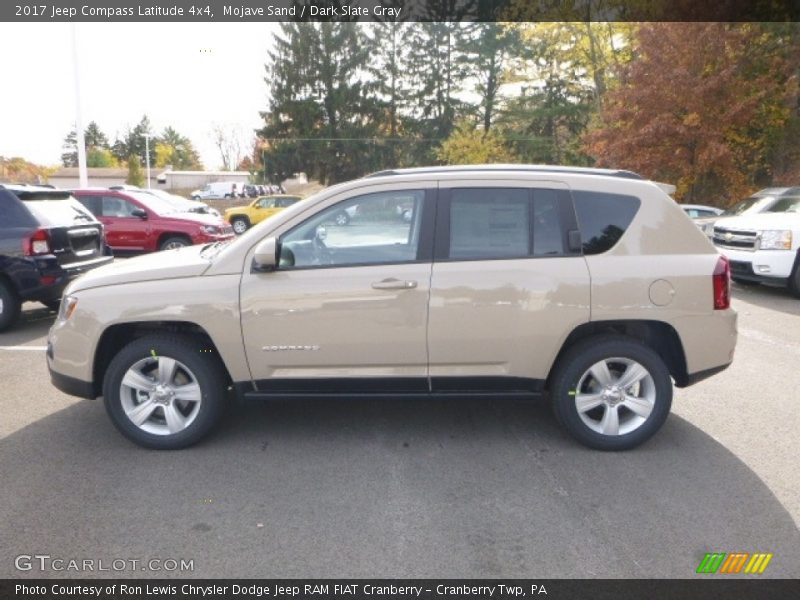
(0, 282, 798, 578)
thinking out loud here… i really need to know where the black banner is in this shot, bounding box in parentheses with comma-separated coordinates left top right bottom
(2, 579, 799, 600)
(2, 0, 799, 23)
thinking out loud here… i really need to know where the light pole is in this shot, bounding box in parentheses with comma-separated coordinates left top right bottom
(71, 24, 88, 188)
(143, 134, 151, 189)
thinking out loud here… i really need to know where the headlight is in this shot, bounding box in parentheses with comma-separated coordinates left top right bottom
(58, 295, 78, 322)
(201, 225, 220, 234)
(757, 230, 792, 250)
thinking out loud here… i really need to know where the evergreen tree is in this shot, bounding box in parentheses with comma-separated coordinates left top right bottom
(259, 21, 380, 183)
(61, 121, 112, 167)
(112, 116, 154, 167)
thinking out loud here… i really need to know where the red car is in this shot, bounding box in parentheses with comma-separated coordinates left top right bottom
(73, 189, 234, 252)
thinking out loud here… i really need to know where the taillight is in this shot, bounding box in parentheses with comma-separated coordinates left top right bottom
(24, 228, 51, 256)
(713, 255, 731, 310)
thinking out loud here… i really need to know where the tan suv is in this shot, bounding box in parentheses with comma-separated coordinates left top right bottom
(47, 166, 737, 450)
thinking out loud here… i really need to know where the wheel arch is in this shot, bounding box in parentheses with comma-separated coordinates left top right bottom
(92, 321, 233, 397)
(547, 319, 689, 389)
(156, 232, 192, 249)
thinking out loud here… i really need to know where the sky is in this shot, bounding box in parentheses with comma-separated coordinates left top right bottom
(0, 22, 281, 169)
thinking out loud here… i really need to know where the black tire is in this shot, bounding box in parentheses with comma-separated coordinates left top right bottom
(789, 257, 800, 299)
(41, 300, 61, 311)
(231, 216, 250, 235)
(550, 336, 672, 451)
(159, 236, 191, 251)
(102, 334, 227, 449)
(0, 279, 21, 332)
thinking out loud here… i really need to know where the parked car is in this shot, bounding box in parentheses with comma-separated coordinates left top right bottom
(48, 165, 737, 451)
(0, 184, 112, 331)
(224, 195, 303, 234)
(189, 181, 240, 200)
(73, 188, 234, 252)
(681, 204, 723, 219)
(695, 187, 797, 236)
(712, 192, 800, 295)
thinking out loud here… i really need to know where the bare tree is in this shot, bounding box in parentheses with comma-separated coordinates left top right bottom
(211, 123, 246, 170)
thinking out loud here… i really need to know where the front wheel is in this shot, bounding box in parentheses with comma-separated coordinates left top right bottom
(789, 258, 800, 298)
(102, 334, 227, 449)
(159, 236, 190, 251)
(550, 336, 672, 451)
(231, 216, 250, 235)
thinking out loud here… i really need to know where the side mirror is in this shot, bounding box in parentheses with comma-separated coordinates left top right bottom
(253, 237, 278, 271)
(131, 208, 148, 219)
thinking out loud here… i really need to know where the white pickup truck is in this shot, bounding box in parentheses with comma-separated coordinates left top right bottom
(711, 192, 800, 296)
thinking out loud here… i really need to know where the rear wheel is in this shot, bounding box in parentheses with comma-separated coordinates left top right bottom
(159, 236, 191, 251)
(231, 216, 250, 235)
(0, 280, 21, 332)
(102, 334, 227, 449)
(550, 336, 672, 451)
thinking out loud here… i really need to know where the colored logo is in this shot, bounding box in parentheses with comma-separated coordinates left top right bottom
(696, 552, 773, 574)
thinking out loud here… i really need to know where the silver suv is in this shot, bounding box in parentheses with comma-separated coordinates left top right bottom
(47, 166, 738, 450)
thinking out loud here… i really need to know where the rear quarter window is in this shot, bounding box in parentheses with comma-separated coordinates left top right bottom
(0, 190, 37, 227)
(572, 191, 641, 255)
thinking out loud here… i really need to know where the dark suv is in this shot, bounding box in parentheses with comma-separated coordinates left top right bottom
(0, 184, 113, 331)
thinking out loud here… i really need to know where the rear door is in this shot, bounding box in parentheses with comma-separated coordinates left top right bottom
(427, 181, 591, 391)
(81, 194, 150, 250)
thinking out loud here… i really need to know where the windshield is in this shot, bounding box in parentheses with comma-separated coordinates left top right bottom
(722, 196, 775, 216)
(765, 197, 800, 213)
(18, 192, 98, 226)
(126, 191, 178, 215)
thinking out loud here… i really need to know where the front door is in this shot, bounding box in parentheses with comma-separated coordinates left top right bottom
(240, 185, 435, 392)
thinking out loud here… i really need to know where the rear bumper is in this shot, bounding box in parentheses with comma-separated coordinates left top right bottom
(19, 254, 114, 302)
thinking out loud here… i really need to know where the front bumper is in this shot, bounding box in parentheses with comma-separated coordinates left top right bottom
(715, 246, 797, 283)
(47, 343, 96, 399)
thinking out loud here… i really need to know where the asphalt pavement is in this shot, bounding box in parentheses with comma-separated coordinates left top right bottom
(0, 283, 798, 578)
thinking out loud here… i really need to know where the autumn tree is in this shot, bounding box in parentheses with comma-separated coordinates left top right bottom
(154, 126, 203, 169)
(437, 121, 516, 164)
(584, 23, 799, 205)
(0, 156, 57, 184)
(125, 154, 144, 187)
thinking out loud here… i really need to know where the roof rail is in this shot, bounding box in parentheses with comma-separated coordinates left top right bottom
(365, 165, 644, 180)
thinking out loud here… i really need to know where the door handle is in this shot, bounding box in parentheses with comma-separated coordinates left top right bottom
(371, 278, 418, 290)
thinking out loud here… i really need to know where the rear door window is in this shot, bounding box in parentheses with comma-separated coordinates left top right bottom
(572, 191, 640, 255)
(449, 188, 530, 259)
